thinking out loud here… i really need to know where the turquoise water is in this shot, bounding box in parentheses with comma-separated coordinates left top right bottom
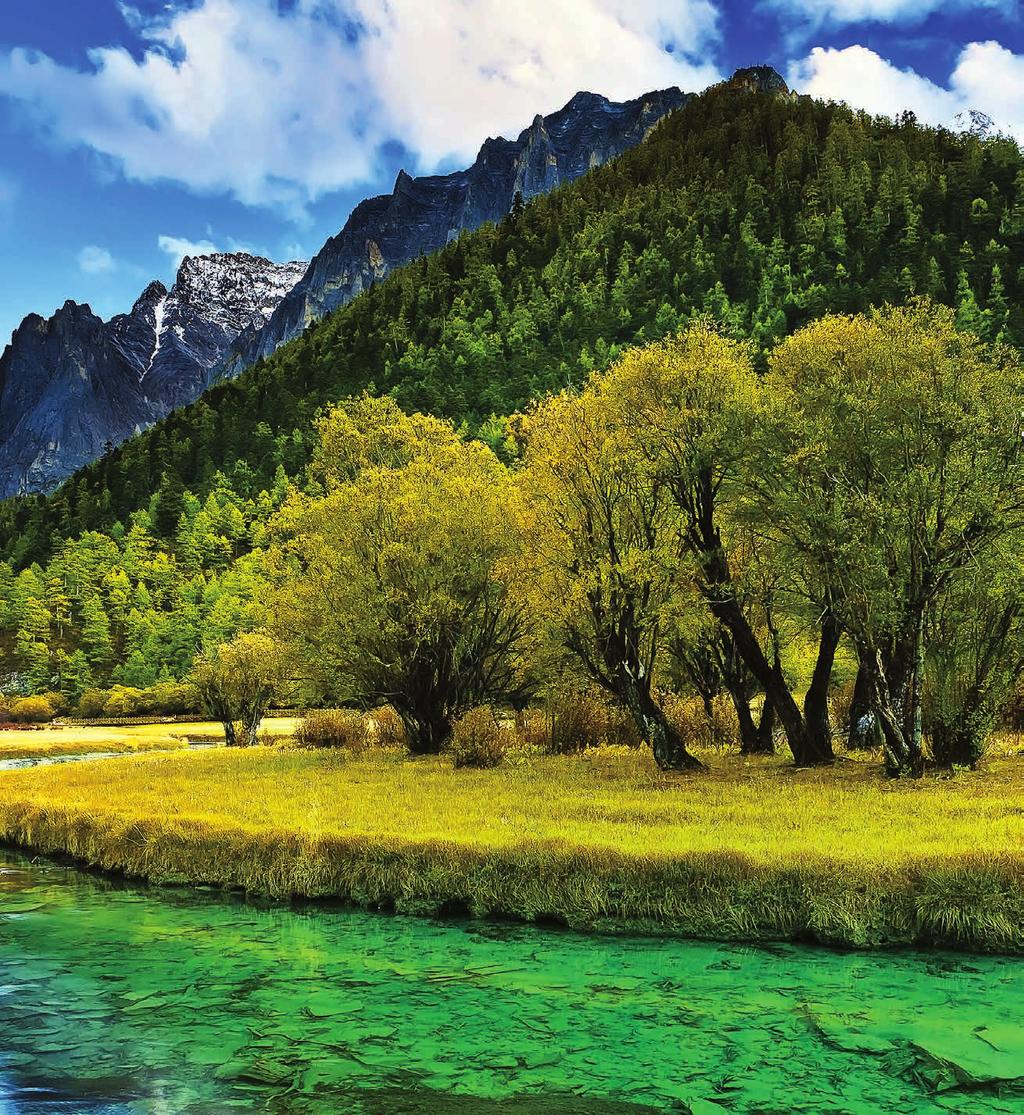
(1, 848, 1022, 1113)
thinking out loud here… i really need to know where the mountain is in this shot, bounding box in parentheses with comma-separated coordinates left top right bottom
(220, 85, 690, 376)
(4, 65, 1022, 575)
(0, 254, 305, 498)
(0, 86, 689, 500)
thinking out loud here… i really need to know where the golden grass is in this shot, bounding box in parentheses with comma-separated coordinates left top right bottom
(1, 740, 1023, 950)
(0, 717, 299, 760)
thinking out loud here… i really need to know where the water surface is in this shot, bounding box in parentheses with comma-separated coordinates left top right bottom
(1, 849, 1022, 1113)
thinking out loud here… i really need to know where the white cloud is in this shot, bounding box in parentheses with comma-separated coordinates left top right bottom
(0, 0, 722, 215)
(764, 0, 1013, 28)
(158, 234, 220, 269)
(77, 245, 116, 274)
(350, 0, 722, 167)
(789, 41, 1024, 142)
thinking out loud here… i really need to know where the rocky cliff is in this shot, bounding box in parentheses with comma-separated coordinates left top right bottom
(0, 254, 305, 497)
(219, 85, 690, 375)
(0, 83, 694, 497)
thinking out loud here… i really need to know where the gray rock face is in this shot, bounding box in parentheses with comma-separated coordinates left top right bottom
(0, 254, 306, 497)
(220, 85, 690, 375)
(0, 81, 702, 498)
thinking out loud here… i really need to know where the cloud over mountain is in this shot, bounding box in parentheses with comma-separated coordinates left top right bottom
(0, 0, 722, 213)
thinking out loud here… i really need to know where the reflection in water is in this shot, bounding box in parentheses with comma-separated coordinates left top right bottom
(1, 849, 1023, 1113)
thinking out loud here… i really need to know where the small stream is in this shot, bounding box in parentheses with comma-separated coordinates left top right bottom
(0, 743, 216, 772)
(1, 848, 1023, 1113)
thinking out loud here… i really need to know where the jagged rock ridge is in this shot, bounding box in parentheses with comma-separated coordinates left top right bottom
(0, 70, 797, 498)
(0, 253, 306, 497)
(219, 85, 691, 375)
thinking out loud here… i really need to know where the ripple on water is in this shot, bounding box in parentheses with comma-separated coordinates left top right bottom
(0, 850, 1023, 1113)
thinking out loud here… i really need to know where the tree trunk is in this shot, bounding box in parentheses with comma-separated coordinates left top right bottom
(802, 611, 842, 762)
(732, 690, 774, 754)
(847, 652, 881, 750)
(402, 709, 454, 755)
(733, 691, 759, 753)
(222, 720, 238, 747)
(687, 474, 833, 765)
(717, 631, 772, 754)
(624, 683, 703, 771)
(910, 610, 925, 765)
(239, 706, 265, 748)
(753, 698, 777, 755)
(708, 592, 834, 765)
(869, 641, 924, 777)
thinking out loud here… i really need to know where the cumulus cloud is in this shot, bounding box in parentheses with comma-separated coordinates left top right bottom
(351, 0, 722, 167)
(77, 245, 116, 274)
(763, 0, 1013, 28)
(158, 234, 220, 269)
(789, 41, 1024, 142)
(0, 0, 722, 214)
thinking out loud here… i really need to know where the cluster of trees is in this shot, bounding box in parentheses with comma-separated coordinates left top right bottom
(0, 473, 278, 703)
(263, 303, 1024, 775)
(4, 301, 1021, 776)
(3, 80, 1024, 568)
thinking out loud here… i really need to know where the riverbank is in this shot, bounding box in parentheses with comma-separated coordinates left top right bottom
(1, 744, 1022, 950)
(0, 717, 299, 761)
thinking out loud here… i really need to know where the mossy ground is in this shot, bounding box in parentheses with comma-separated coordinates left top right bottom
(1, 737, 1023, 950)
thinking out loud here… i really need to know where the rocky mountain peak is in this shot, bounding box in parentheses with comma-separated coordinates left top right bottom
(0, 251, 307, 497)
(218, 83, 692, 379)
(2, 74, 779, 498)
(955, 109, 996, 138)
(727, 66, 790, 96)
(131, 281, 168, 315)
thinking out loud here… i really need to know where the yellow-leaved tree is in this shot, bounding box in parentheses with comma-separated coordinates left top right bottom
(516, 370, 704, 770)
(271, 396, 533, 754)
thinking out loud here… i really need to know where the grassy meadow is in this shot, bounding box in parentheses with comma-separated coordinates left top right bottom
(1, 736, 1024, 950)
(0, 717, 298, 761)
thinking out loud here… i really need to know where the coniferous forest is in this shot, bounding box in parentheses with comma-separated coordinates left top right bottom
(5, 12, 1024, 1105)
(2, 80, 1024, 716)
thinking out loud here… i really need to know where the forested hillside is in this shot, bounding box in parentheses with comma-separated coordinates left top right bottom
(2, 70, 1023, 701)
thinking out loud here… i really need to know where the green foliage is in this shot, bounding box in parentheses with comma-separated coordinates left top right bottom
(5, 82, 1024, 568)
(74, 680, 200, 720)
(0, 476, 277, 696)
(7, 695, 57, 723)
(272, 396, 533, 755)
(191, 632, 287, 746)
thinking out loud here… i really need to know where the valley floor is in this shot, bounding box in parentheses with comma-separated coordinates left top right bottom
(0, 717, 298, 761)
(1, 739, 1023, 951)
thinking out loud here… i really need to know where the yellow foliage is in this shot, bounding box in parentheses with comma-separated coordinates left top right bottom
(2, 744, 1024, 947)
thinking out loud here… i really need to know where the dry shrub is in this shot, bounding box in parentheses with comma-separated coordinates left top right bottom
(516, 708, 552, 750)
(663, 693, 739, 750)
(8, 695, 56, 724)
(547, 690, 641, 754)
(447, 706, 513, 769)
(292, 709, 369, 751)
(829, 680, 856, 734)
(364, 706, 406, 749)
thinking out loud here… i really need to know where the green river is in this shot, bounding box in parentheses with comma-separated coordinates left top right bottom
(1, 848, 1022, 1114)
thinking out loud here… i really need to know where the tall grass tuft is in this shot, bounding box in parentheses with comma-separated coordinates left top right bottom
(1, 744, 1024, 950)
(447, 707, 513, 768)
(292, 709, 369, 752)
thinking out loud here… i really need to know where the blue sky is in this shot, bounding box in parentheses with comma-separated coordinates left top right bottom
(1, 0, 1022, 347)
